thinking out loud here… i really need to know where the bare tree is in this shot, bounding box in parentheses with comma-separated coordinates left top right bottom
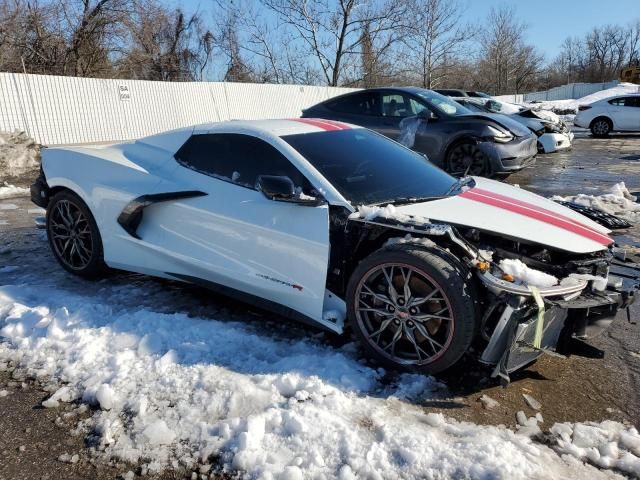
(477, 5, 542, 94)
(401, 0, 471, 88)
(262, 0, 406, 86)
(116, 1, 213, 81)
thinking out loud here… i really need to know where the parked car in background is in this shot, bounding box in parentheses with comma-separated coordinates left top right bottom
(574, 94, 640, 137)
(31, 119, 634, 380)
(433, 89, 492, 99)
(302, 87, 537, 178)
(455, 98, 574, 153)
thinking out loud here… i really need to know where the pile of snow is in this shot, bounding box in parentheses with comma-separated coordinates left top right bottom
(0, 283, 624, 479)
(0, 183, 29, 200)
(523, 83, 640, 115)
(0, 131, 40, 181)
(499, 258, 559, 288)
(549, 421, 640, 477)
(552, 182, 640, 223)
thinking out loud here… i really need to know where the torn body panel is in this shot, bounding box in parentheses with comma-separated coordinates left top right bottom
(333, 205, 638, 381)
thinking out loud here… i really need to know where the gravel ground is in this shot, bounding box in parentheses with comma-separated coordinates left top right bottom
(1, 133, 639, 479)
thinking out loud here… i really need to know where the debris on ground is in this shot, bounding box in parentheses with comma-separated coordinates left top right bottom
(552, 182, 640, 223)
(523, 393, 542, 411)
(479, 394, 500, 410)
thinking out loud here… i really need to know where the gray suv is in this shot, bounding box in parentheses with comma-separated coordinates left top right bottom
(302, 87, 537, 178)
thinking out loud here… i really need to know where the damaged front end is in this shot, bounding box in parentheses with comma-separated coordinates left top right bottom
(340, 204, 639, 382)
(473, 244, 638, 383)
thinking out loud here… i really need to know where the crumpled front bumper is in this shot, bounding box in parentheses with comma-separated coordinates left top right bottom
(538, 132, 573, 153)
(477, 265, 637, 380)
(477, 136, 538, 174)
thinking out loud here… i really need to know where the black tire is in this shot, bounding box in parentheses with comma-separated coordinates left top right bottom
(445, 141, 489, 177)
(346, 245, 476, 374)
(46, 190, 106, 278)
(590, 117, 612, 137)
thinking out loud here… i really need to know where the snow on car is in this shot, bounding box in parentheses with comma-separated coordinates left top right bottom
(30, 118, 637, 382)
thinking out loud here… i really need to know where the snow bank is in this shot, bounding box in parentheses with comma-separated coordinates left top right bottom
(0, 131, 40, 181)
(552, 182, 640, 223)
(549, 420, 640, 477)
(0, 283, 619, 479)
(0, 183, 29, 199)
(499, 258, 559, 288)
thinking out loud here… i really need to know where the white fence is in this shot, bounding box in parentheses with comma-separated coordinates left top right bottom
(0, 73, 358, 145)
(521, 81, 620, 102)
(493, 81, 621, 104)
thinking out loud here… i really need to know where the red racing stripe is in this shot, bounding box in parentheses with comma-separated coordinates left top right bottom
(460, 189, 613, 245)
(317, 119, 352, 130)
(472, 187, 606, 234)
(291, 118, 344, 131)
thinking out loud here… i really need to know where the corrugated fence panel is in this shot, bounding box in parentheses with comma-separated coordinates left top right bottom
(0, 73, 358, 145)
(523, 81, 620, 102)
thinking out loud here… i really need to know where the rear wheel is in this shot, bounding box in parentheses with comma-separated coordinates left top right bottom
(446, 141, 489, 177)
(590, 118, 611, 137)
(346, 246, 476, 374)
(46, 190, 106, 278)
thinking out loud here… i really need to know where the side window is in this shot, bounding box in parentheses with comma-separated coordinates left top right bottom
(628, 97, 640, 107)
(609, 98, 627, 106)
(382, 93, 425, 117)
(327, 92, 380, 116)
(175, 134, 313, 192)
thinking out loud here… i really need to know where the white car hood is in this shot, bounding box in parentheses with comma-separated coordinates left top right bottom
(395, 177, 613, 254)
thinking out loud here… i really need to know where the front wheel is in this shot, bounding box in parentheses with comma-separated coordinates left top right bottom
(46, 190, 106, 278)
(446, 141, 489, 177)
(346, 246, 476, 374)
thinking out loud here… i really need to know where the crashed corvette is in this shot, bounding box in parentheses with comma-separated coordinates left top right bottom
(31, 119, 637, 381)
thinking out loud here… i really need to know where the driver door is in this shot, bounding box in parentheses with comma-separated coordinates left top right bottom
(142, 133, 331, 323)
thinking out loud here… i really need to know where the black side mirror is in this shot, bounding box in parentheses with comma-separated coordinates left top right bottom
(256, 175, 324, 206)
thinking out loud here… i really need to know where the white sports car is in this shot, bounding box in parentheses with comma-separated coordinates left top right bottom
(31, 119, 636, 380)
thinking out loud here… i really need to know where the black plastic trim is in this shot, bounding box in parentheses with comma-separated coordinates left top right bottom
(117, 191, 207, 239)
(30, 167, 50, 208)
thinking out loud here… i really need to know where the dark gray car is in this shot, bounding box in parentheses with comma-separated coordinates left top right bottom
(302, 87, 537, 178)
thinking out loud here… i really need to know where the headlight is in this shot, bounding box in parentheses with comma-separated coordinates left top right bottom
(486, 126, 514, 143)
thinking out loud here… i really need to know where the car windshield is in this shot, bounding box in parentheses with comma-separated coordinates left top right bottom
(282, 129, 459, 206)
(414, 90, 471, 116)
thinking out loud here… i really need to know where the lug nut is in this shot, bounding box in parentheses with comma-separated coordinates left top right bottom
(407, 321, 414, 327)
(409, 307, 417, 315)
(398, 298, 405, 306)
(394, 319, 400, 325)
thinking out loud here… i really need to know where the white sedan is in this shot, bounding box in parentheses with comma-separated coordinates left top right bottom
(31, 119, 634, 380)
(574, 94, 640, 136)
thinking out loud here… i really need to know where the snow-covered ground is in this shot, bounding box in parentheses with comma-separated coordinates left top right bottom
(0, 183, 29, 200)
(0, 262, 638, 478)
(553, 182, 640, 224)
(522, 83, 640, 115)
